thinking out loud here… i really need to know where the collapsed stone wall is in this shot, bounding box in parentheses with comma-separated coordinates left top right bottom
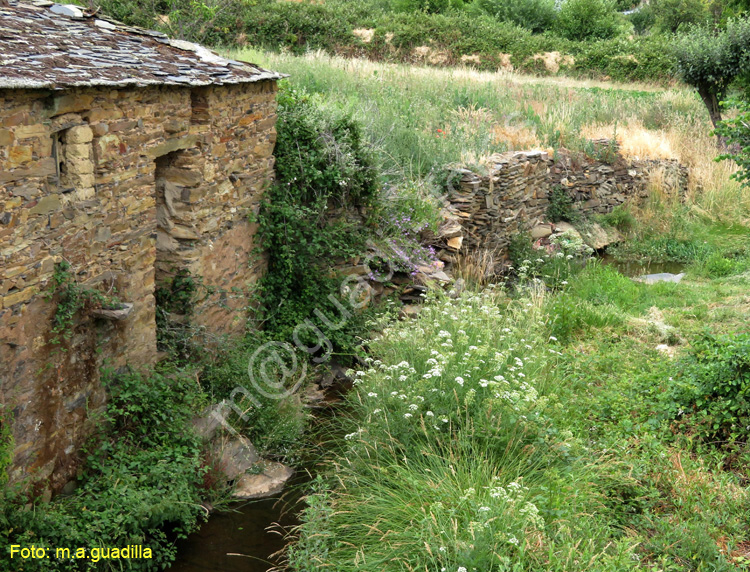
(0, 80, 277, 493)
(446, 141, 688, 256)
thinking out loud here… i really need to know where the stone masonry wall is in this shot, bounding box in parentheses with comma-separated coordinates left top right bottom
(448, 141, 688, 255)
(0, 80, 277, 493)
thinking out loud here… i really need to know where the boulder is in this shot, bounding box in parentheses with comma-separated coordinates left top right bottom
(219, 437, 259, 481)
(530, 224, 553, 240)
(233, 461, 294, 500)
(578, 222, 622, 250)
(634, 273, 685, 285)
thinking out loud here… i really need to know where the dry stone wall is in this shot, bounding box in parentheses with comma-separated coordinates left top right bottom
(446, 141, 688, 256)
(0, 80, 277, 493)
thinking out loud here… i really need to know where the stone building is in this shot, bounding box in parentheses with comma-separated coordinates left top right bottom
(0, 1, 281, 493)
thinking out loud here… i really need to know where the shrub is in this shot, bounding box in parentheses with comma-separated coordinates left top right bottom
(256, 84, 382, 355)
(667, 332, 750, 444)
(546, 185, 580, 223)
(556, 0, 621, 40)
(2, 368, 207, 571)
(716, 98, 750, 186)
(391, 0, 451, 13)
(629, 4, 656, 34)
(476, 0, 558, 32)
(672, 17, 750, 130)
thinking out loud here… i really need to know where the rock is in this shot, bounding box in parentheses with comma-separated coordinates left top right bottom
(446, 236, 463, 251)
(578, 222, 622, 250)
(634, 273, 685, 285)
(426, 270, 451, 282)
(655, 344, 677, 358)
(303, 384, 327, 408)
(530, 224, 553, 240)
(191, 403, 226, 442)
(399, 304, 421, 319)
(449, 277, 466, 298)
(90, 302, 134, 321)
(50, 4, 84, 18)
(552, 221, 581, 239)
(219, 437, 259, 481)
(233, 461, 294, 500)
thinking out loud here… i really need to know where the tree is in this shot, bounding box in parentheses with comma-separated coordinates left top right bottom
(672, 17, 750, 141)
(556, 0, 620, 41)
(651, 0, 708, 32)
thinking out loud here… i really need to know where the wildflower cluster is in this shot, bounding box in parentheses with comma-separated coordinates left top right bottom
(515, 229, 594, 289)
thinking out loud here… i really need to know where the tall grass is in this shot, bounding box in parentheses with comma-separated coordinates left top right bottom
(235, 50, 748, 224)
(287, 288, 641, 571)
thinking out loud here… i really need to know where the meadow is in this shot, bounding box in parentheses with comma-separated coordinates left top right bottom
(232, 51, 750, 571)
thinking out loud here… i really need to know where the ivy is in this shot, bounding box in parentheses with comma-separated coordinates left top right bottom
(45, 261, 121, 346)
(256, 85, 381, 355)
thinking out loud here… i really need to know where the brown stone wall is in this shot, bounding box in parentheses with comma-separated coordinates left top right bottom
(447, 142, 688, 256)
(0, 79, 277, 492)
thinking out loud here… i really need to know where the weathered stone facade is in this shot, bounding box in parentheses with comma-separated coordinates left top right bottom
(447, 141, 688, 255)
(0, 1, 281, 493)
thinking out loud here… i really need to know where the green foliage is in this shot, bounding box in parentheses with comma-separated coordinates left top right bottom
(391, 0, 450, 14)
(598, 204, 635, 232)
(716, 98, 750, 186)
(1, 368, 206, 571)
(546, 185, 580, 223)
(199, 340, 309, 456)
(556, 0, 621, 40)
(651, 0, 708, 32)
(667, 332, 750, 444)
(46, 261, 121, 345)
(629, 4, 656, 34)
(97, 0, 247, 46)
(476, 0, 557, 32)
(256, 84, 379, 354)
(672, 17, 750, 126)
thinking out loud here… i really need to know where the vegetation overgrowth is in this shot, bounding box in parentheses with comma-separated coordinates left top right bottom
(95, 0, 749, 85)
(288, 222, 750, 571)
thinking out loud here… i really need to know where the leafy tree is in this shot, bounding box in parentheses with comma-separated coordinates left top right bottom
(651, 0, 708, 32)
(476, 0, 557, 33)
(672, 17, 750, 138)
(556, 0, 620, 40)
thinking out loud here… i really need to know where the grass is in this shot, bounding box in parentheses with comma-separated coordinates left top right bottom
(287, 249, 750, 571)
(224, 48, 750, 572)
(235, 49, 748, 226)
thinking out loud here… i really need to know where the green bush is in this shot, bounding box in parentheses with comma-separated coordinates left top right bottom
(391, 0, 451, 13)
(546, 185, 580, 223)
(667, 332, 750, 444)
(716, 98, 750, 187)
(629, 4, 656, 34)
(1, 368, 206, 571)
(556, 0, 621, 40)
(476, 0, 558, 32)
(256, 85, 380, 354)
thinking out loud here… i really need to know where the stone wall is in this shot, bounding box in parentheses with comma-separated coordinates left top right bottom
(0, 80, 277, 493)
(446, 141, 688, 256)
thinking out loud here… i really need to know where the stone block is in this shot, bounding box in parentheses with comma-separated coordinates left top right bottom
(29, 194, 61, 215)
(66, 126, 93, 145)
(8, 145, 33, 167)
(0, 129, 15, 146)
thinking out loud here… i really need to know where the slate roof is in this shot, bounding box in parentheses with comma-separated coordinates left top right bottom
(0, 0, 283, 90)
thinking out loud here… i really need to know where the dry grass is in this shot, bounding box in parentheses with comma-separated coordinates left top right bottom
(234, 49, 750, 224)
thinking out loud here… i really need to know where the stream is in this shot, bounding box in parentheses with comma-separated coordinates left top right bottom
(167, 493, 301, 572)
(168, 384, 346, 572)
(166, 254, 684, 572)
(599, 252, 686, 277)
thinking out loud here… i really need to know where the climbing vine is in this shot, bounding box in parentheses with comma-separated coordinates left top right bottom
(45, 261, 121, 345)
